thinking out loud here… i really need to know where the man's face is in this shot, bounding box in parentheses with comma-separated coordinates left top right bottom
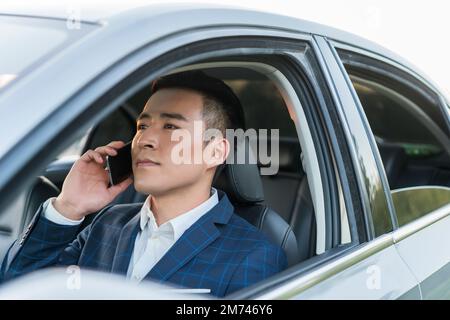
(131, 88, 212, 196)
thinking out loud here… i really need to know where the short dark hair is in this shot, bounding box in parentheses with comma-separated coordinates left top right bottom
(151, 70, 245, 136)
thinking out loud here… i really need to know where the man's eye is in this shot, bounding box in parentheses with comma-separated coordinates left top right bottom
(163, 123, 178, 130)
(137, 124, 148, 130)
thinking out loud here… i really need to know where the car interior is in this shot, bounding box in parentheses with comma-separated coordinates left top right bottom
(19, 66, 321, 273)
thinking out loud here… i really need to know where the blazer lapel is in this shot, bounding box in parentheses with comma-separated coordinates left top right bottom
(111, 211, 141, 275)
(145, 192, 234, 282)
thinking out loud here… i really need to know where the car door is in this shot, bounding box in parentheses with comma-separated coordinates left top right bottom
(251, 36, 421, 299)
(329, 40, 450, 299)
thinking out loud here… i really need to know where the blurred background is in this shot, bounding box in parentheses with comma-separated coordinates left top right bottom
(4, 0, 449, 99)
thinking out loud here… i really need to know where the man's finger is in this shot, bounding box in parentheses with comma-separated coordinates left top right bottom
(107, 141, 125, 148)
(81, 150, 104, 164)
(94, 146, 118, 156)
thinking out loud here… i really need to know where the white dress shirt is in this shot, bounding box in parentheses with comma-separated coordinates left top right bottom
(42, 188, 218, 283)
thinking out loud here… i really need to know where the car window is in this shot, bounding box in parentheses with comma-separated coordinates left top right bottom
(229, 79, 298, 138)
(0, 16, 95, 90)
(337, 49, 450, 227)
(391, 187, 450, 225)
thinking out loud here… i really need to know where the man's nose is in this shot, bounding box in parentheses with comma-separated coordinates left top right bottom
(137, 128, 159, 149)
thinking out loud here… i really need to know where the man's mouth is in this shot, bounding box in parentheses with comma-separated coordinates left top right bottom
(135, 159, 161, 167)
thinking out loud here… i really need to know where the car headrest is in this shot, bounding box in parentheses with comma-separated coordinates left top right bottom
(213, 137, 264, 205)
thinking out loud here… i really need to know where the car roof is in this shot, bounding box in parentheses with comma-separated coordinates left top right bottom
(0, 2, 407, 55)
(0, 1, 149, 23)
(0, 2, 444, 96)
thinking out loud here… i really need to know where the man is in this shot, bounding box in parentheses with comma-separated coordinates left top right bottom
(0, 71, 287, 297)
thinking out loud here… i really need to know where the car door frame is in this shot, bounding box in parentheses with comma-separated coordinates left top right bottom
(252, 35, 422, 299)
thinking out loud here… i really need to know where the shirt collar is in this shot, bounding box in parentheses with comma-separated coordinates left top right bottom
(139, 188, 219, 242)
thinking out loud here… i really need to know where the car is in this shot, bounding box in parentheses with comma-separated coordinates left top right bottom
(0, 3, 449, 300)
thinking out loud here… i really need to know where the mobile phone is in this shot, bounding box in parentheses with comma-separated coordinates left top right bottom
(106, 141, 133, 186)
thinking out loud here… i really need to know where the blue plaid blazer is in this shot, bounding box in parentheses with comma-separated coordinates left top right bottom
(0, 191, 287, 297)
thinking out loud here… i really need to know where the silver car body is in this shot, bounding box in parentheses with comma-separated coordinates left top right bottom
(0, 3, 449, 299)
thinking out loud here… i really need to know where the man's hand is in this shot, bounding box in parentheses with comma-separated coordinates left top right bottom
(53, 141, 133, 220)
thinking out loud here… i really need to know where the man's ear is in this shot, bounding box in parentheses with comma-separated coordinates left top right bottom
(204, 137, 230, 169)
